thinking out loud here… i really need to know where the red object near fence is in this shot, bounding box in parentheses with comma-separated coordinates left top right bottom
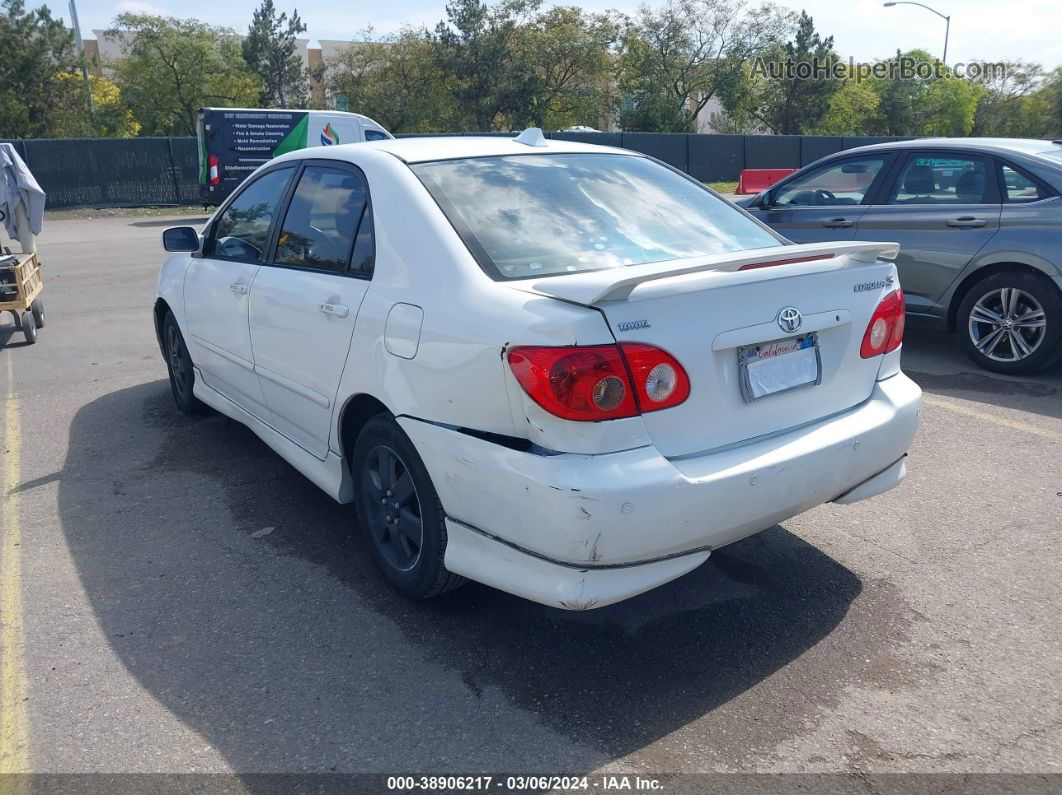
(736, 168, 797, 195)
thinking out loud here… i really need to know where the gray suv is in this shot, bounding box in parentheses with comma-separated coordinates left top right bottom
(741, 138, 1062, 374)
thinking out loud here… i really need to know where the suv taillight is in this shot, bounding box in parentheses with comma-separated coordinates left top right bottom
(507, 343, 690, 422)
(860, 289, 905, 358)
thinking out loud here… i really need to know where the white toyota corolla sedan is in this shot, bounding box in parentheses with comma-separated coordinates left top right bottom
(155, 130, 921, 610)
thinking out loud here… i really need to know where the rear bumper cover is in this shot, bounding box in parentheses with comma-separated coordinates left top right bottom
(400, 372, 921, 609)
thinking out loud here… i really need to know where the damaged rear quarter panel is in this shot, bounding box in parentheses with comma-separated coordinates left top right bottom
(398, 415, 665, 565)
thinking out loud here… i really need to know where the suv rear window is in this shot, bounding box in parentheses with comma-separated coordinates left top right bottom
(412, 154, 780, 280)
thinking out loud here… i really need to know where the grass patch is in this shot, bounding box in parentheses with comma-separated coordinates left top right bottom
(706, 181, 738, 194)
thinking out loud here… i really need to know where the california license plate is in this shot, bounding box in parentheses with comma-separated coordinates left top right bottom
(738, 334, 821, 402)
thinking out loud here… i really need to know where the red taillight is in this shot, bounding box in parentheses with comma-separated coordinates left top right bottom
(208, 155, 220, 186)
(507, 345, 638, 421)
(618, 342, 690, 411)
(507, 343, 689, 422)
(860, 289, 905, 358)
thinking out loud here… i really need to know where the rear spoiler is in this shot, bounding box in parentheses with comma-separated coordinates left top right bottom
(521, 241, 899, 306)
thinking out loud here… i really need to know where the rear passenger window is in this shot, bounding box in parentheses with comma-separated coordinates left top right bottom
(1000, 164, 1054, 203)
(350, 209, 375, 277)
(889, 156, 992, 204)
(210, 167, 293, 263)
(275, 166, 370, 273)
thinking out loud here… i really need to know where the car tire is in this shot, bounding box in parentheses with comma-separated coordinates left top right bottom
(351, 414, 465, 600)
(957, 271, 1062, 375)
(30, 298, 44, 329)
(162, 311, 205, 414)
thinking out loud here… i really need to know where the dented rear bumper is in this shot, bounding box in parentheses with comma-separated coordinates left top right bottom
(399, 372, 921, 609)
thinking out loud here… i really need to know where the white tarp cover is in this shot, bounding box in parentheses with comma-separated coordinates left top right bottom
(0, 142, 45, 240)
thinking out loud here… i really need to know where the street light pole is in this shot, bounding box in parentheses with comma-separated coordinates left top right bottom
(883, 1, 951, 66)
(68, 0, 94, 117)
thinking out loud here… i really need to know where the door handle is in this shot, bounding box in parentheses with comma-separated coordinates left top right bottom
(946, 216, 987, 228)
(229, 282, 250, 295)
(319, 302, 349, 318)
(822, 218, 854, 228)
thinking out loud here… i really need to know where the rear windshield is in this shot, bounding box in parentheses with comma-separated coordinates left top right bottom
(412, 153, 780, 280)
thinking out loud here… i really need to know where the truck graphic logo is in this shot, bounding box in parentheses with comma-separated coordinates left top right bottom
(321, 123, 339, 145)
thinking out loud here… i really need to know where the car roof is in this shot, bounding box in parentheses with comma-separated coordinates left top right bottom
(315, 135, 637, 164)
(842, 137, 1062, 158)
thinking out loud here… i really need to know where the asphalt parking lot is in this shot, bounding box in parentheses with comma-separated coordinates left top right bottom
(1, 214, 1060, 780)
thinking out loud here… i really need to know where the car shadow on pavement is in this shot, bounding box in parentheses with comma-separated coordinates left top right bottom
(55, 381, 921, 773)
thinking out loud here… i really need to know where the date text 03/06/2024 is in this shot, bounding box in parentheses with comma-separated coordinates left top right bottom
(385, 775, 665, 791)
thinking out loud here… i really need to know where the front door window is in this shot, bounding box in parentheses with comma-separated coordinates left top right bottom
(208, 167, 294, 263)
(772, 157, 887, 207)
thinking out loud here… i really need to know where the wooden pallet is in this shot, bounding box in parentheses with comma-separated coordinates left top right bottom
(0, 251, 43, 311)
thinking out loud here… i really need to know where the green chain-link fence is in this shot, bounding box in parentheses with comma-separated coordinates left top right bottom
(2, 133, 915, 210)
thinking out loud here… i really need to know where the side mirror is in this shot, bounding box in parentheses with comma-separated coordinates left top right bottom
(163, 226, 201, 253)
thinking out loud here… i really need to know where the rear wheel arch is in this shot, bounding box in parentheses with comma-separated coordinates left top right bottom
(338, 393, 392, 465)
(947, 262, 1061, 331)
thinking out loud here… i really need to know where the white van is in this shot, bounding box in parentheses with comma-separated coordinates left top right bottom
(197, 107, 392, 204)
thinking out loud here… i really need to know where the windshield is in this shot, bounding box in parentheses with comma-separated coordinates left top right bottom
(412, 153, 781, 280)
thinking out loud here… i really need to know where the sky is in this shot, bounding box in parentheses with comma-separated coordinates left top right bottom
(57, 0, 1062, 69)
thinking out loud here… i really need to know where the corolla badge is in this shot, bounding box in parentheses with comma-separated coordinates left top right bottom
(854, 275, 895, 292)
(777, 306, 802, 334)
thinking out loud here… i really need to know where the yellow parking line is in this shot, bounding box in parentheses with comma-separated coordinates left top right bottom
(922, 393, 1061, 441)
(0, 353, 29, 774)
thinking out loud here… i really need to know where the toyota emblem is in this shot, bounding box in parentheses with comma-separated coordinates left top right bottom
(777, 306, 802, 333)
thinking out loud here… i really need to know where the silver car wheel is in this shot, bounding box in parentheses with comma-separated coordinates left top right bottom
(968, 287, 1047, 362)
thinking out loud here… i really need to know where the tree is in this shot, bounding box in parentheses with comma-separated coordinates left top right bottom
(327, 28, 455, 132)
(0, 0, 79, 138)
(923, 74, 983, 136)
(50, 73, 140, 137)
(431, 0, 542, 131)
(870, 49, 981, 137)
(812, 71, 880, 135)
(616, 0, 792, 132)
(1048, 68, 1062, 135)
(970, 61, 1054, 138)
(515, 6, 617, 129)
(109, 14, 261, 136)
(243, 0, 308, 107)
(718, 11, 838, 134)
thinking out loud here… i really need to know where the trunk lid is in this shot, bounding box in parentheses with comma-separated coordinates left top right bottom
(520, 242, 901, 458)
